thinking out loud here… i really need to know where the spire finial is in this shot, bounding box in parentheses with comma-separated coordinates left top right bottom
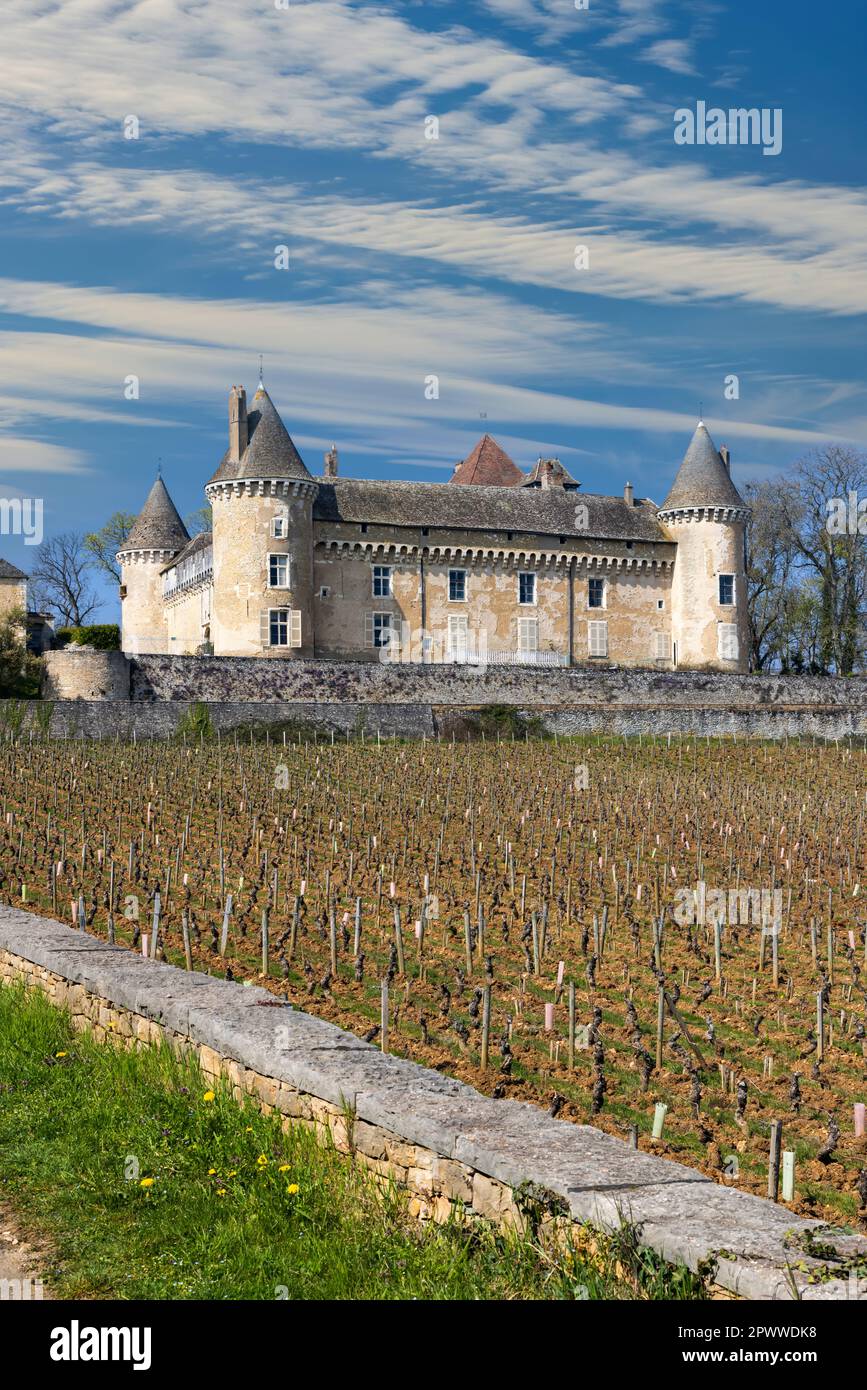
(157, 457, 162, 479)
(257, 353, 264, 390)
(699, 400, 704, 424)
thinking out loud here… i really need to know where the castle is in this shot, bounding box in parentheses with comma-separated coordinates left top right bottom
(117, 383, 751, 672)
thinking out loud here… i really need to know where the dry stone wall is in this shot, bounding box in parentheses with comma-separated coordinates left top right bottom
(1, 904, 866, 1300)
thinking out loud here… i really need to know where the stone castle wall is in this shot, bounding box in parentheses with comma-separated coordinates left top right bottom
(34, 649, 867, 741)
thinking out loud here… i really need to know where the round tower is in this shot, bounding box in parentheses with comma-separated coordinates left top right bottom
(658, 423, 751, 672)
(116, 477, 190, 654)
(205, 383, 317, 657)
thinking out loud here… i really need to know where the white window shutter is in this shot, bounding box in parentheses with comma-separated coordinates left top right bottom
(588, 620, 608, 657)
(448, 614, 468, 657)
(260, 610, 271, 647)
(364, 611, 374, 648)
(290, 610, 302, 648)
(654, 631, 669, 659)
(718, 623, 739, 660)
(518, 616, 538, 652)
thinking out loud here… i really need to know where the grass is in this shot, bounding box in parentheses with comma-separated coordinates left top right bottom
(0, 982, 707, 1300)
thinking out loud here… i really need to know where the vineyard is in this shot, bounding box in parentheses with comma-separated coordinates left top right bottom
(2, 728, 867, 1229)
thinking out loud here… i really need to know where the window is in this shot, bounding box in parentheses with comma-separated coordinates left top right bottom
(588, 577, 604, 609)
(718, 623, 739, 661)
(448, 613, 468, 659)
(657, 599, 665, 611)
(654, 632, 670, 659)
(588, 620, 608, 658)
(372, 565, 392, 598)
(270, 513, 288, 539)
(365, 611, 393, 649)
(517, 616, 538, 653)
(449, 569, 467, 602)
(719, 574, 735, 606)
(268, 553, 290, 589)
(261, 609, 301, 648)
(518, 572, 536, 605)
(318, 586, 331, 599)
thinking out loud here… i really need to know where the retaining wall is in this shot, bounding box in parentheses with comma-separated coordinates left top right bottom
(34, 650, 867, 740)
(1, 904, 865, 1300)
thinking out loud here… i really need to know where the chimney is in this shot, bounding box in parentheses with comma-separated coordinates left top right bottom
(229, 386, 248, 462)
(719, 446, 730, 473)
(324, 443, 339, 478)
(624, 481, 634, 506)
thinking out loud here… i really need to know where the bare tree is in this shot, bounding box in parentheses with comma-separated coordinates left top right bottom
(780, 448, 867, 674)
(31, 532, 100, 627)
(743, 479, 801, 670)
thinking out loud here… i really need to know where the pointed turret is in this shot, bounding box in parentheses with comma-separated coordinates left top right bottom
(449, 434, 523, 487)
(119, 477, 190, 556)
(206, 383, 317, 657)
(207, 384, 311, 485)
(116, 475, 189, 655)
(658, 423, 750, 673)
(660, 422, 745, 513)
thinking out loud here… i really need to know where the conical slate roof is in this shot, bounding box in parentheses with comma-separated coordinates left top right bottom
(120, 477, 190, 554)
(208, 386, 312, 485)
(449, 434, 524, 487)
(660, 423, 746, 511)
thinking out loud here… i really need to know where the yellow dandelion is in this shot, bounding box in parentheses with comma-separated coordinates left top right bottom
(202, 1091, 215, 1103)
(278, 1164, 290, 1173)
(286, 1183, 299, 1195)
(208, 1168, 217, 1176)
(245, 1126, 253, 1133)
(55, 1051, 68, 1059)
(216, 1188, 227, 1196)
(256, 1154, 268, 1168)
(139, 1178, 154, 1189)
(228, 1170, 237, 1177)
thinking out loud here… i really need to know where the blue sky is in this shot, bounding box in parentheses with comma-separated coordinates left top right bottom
(1, 0, 865, 617)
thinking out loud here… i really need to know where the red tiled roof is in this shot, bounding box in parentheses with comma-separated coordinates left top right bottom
(448, 434, 524, 487)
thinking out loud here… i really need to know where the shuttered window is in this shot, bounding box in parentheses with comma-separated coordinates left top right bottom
(588, 620, 608, 658)
(517, 616, 538, 653)
(261, 609, 302, 648)
(365, 611, 393, 649)
(654, 631, 669, 659)
(448, 613, 468, 658)
(718, 623, 739, 660)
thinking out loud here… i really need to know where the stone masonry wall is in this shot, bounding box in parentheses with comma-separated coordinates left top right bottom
(1, 904, 866, 1299)
(32, 650, 867, 740)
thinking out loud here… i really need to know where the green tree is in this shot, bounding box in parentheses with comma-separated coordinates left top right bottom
(0, 607, 41, 698)
(84, 512, 137, 585)
(185, 504, 212, 537)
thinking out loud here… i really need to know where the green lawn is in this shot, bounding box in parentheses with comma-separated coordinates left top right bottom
(0, 983, 706, 1300)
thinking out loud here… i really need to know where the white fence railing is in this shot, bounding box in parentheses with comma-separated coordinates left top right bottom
(447, 649, 568, 667)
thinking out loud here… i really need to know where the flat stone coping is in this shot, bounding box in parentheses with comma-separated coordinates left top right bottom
(1, 904, 865, 1301)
